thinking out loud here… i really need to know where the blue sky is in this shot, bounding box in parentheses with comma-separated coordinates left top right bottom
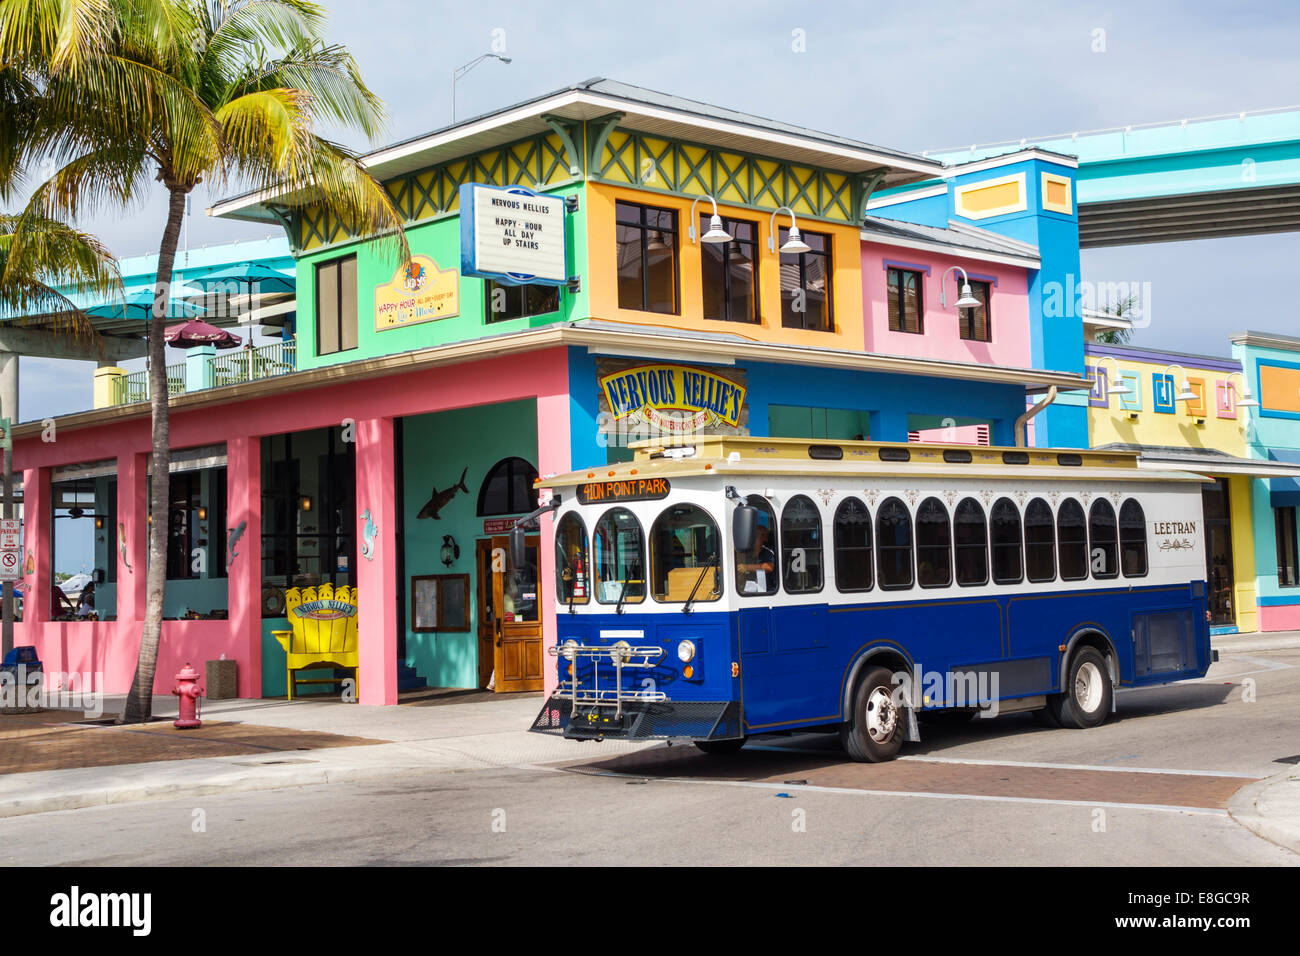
(19, 0, 1300, 421)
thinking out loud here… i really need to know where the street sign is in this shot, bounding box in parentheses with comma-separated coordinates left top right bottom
(0, 518, 19, 581)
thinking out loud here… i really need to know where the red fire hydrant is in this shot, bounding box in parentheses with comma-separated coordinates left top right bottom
(173, 663, 204, 729)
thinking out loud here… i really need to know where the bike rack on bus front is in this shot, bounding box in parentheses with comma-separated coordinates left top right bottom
(550, 641, 666, 719)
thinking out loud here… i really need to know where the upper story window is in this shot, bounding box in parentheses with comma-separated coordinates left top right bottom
(485, 281, 560, 323)
(958, 279, 991, 342)
(616, 201, 678, 314)
(887, 267, 923, 334)
(316, 255, 358, 356)
(701, 215, 759, 323)
(780, 228, 833, 331)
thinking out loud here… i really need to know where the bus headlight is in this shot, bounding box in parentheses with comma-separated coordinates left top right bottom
(609, 641, 632, 665)
(677, 640, 696, 663)
(559, 639, 578, 661)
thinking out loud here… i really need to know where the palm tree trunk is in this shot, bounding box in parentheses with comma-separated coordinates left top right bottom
(119, 186, 186, 723)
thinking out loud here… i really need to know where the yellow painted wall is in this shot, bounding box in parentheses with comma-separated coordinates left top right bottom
(1229, 475, 1258, 633)
(585, 182, 865, 351)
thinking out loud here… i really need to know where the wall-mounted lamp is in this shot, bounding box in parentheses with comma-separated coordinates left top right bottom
(688, 195, 732, 244)
(94, 515, 105, 530)
(197, 506, 208, 521)
(1225, 371, 1260, 410)
(1162, 364, 1200, 403)
(440, 534, 460, 567)
(939, 266, 982, 310)
(299, 495, 312, 512)
(1094, 355, 1133, 404)
(767, 206, 811, 255)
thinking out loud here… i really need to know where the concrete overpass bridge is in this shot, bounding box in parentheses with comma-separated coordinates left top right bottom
(924, 106, 1300, 248)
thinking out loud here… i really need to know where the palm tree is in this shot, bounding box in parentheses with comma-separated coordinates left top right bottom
(1092, 293, 1137, 345)
(0, 0, 410, 721)
(0, 213, 120, 329)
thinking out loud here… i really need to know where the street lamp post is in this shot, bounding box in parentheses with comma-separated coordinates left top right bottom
(452, 53, 512, 124)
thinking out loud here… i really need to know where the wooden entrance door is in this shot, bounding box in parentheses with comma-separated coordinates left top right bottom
(476, 535, 543, 692)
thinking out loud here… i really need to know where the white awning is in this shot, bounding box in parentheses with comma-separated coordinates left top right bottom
(1136, 455, 1300, 478)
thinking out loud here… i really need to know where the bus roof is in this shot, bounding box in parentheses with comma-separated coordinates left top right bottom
(537, 436, 1209, 490)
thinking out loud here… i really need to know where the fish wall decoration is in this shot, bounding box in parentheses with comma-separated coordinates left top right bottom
(417, 467, 469, 520)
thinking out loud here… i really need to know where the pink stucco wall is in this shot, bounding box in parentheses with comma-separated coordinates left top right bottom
(15, 347, 572, 704)
(861, 242, 1032, 368)
(1259, 604, 1300, 632)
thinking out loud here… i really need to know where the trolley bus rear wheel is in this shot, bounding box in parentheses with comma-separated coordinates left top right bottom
(841, 666, 904, 762)
(694, 737, 747, 755)
(1048, 646, 1113, 729)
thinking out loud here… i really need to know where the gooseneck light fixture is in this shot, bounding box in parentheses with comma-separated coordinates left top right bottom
(441, 535, 461, 568)
(1225, 370, 1260, 409)
(767, 206, 811, 255)
(939, 266, 982, 310)
(1094, 355, 1133, 402)
(1162, 364, 1201, 404)
(688, 195, 732, 244)
(451, 52, 512, 123)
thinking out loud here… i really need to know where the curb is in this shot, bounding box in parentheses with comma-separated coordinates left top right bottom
(1227, 767, 1300, 856)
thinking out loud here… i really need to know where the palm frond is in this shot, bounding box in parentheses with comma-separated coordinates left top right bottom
(0, 211, 119, 338)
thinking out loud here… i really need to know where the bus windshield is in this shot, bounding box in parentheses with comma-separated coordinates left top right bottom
(650, 503, 721, 603)
(593, 507, 646, 605)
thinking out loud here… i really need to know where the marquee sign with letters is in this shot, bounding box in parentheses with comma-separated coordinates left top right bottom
(459, 183, 567, 287)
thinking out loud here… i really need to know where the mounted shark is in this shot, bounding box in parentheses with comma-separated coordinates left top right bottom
(417, 467, 469, 520)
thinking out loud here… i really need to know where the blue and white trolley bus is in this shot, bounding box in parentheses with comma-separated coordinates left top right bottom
(521, 437, 1211, 762)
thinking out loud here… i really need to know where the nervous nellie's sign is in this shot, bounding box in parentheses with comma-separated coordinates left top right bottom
(459, 183, 567, 286)
(598, 363, 747, 433)
(375, 255, 460, 331)
(576, 477, 671, 505)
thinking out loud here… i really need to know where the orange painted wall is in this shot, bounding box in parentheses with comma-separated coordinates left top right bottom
(585, 182, 865, 351)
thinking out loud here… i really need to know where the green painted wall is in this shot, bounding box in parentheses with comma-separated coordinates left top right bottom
(294, 183, 588, 371)
(401, 399, 538, 688)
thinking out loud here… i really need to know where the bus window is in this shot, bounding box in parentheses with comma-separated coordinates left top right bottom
(834, 497, 873, 592)
(1120, 499, 1149, 577)
(650, 504, 722, 603)
(877, 497, 914, 590)
(735, 495, 778, 596)
(955, 498, 989, 587)
(1025, 498, 1056, 583)
(593, 507, 646, 605)
(991, 498, 1023, 584)
(917, 497, 953, 588)
(781, 495, 824, 593)
(555, 512, 590, 605)
(1057, 499, 1088, 581)
(1089, 499, 1120, 580)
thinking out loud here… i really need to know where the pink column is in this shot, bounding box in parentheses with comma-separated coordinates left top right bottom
(536, 390, 572, 698)
(115, 453, 148, 625)
(226, 436, 262, 698)
(21, 466, 49, 626)
(355, 416, 398, 705)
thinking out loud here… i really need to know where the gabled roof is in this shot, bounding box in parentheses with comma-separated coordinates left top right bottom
(860, 217, 1041, 268)
(210, 77, 943, 223)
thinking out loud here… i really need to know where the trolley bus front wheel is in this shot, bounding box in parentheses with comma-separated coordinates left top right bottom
(1047, 646, 1113, 729)
(841, 666, 904, 762)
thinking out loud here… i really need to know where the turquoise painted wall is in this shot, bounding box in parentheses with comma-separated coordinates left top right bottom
(401, 399, 539, 688)
(294, 184, 587, 371)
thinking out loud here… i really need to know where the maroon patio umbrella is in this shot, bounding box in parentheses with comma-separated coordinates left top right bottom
(163, 319, 243, 349)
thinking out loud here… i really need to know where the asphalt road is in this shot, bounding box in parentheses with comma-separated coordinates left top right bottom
(2, 648, 1297, 866)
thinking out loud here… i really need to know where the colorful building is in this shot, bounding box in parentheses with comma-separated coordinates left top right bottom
(1085, 339, 1300, 633)
(13, 79, 1095, 704)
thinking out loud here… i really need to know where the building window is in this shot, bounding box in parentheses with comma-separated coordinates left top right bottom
(958, 280, 991, 342)
(833, 497, 873, 592)
(1277, 505, 1299, 588)
(780, 228, 833, 331)
(162, 470, 227, 581)
(781, 495, 823, 593)
(484, 281, 560, 323)
(616, 201, 678, 314)
(700, 215, 759, 323)
(476, 457, 538, 516)
(887, 267, 923, 334)
(315, 255, 357, 356)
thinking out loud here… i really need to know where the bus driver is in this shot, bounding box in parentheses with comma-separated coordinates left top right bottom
(737, 524, 776, 593)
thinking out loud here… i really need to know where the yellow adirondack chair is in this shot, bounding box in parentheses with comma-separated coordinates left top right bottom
(271, 584, 359, 699)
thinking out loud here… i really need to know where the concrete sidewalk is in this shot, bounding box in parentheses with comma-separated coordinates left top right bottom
(0, 693, 653, 819)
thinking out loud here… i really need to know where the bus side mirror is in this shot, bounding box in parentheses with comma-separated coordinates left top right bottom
(733, 505, 758, 553)
(509, 526, 527, 569)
